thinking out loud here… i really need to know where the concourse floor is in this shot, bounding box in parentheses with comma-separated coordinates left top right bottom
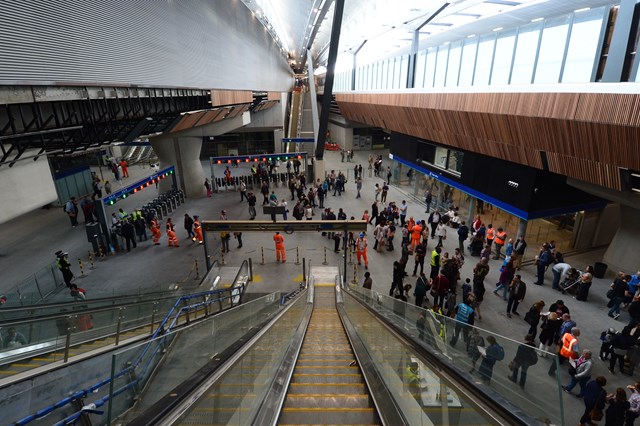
(0, 148, 631, 424)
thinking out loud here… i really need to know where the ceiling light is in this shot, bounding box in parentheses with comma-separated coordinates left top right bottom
(531, 17, 544, 22)
(467, 34, 476, 38)
(492, 27, 503, 32)
(575, 7, 590, 13)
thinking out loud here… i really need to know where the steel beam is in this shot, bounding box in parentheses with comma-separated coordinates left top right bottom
(201, 220, 367, 233)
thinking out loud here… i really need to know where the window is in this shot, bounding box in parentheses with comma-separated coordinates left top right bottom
(511, 23, 541, 85)
(562, 8, 605, 83)
(459, 38, 478, 86)
(387, 59, 394, 88)
(446, 42, 462, 87)
(448, 151, 464, 174)
(400, 55, 409, 89)
(424, 47, 437, 88)
(434, 45, 449, 87)
(535, 16, 571, 84)
(415, 50, 427, 88)
(434, 146, 449, 169)
(394, 56, 402, 88)
(491, 30, 516, 85)
(474, 34, 496, 86)
(417, 142, 435, 164)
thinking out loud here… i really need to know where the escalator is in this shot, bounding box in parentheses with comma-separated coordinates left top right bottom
(279, 281, 380, 425)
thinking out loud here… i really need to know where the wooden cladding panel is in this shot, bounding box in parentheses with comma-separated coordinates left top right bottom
(210, 90, 253, 107)
(267, 91, 281, 101)
(337, 91, 640, 191)
(170, 111, 206, 133)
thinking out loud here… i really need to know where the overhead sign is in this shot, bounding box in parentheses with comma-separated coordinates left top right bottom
(103, 165, 175, 206)
(201, 220, 367, 233)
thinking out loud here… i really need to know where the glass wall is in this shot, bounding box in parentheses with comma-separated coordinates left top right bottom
(338, 6, 608, 92)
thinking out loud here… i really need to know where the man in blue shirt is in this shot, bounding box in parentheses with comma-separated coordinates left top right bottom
(450, 295, 475, 348)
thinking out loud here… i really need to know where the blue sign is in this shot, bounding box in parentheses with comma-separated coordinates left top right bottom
(103, 165, 175, 206)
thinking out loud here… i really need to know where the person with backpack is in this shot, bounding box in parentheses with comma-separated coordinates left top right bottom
(478, 335, 504, 383)
(509, 334, 538, 388)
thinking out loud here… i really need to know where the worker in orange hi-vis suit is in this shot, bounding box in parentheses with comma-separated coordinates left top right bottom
(355, 233, 368, 269)
(274, 232, 286, 262)
(150, 218, 162, 245)
(193, 215, 203, 244)
(166, 218, 179, 247)
(407, 217, 416, 232)
(119, 159, 129, 178)
(410, 222, 423, 251)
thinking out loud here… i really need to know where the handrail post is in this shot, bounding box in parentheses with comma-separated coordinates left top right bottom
(248, 258, 253, 281)
(149, 302, 158, 334)
(115, 308, 124, 346)
(63, 316, 74, 363)
(302, 257, 306, 284)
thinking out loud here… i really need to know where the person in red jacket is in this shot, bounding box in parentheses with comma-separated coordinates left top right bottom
(274, 232, 286, 262)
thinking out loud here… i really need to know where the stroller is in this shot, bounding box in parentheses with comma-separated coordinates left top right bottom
(559, 268, 581, 295)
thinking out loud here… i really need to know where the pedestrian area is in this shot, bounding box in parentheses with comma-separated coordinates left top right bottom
(0, 149, 634, 425)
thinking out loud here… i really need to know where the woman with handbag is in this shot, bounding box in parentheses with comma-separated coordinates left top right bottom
(524, 301, 545, 339)
(579, 376, 607, 426)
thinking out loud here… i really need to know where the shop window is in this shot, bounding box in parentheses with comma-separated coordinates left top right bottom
(434, 146, 449, 169)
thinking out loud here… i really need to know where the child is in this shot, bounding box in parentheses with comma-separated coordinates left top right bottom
(462, 278, 472, 300)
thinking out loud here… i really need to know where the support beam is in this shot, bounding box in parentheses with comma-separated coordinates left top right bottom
(315, 0, 345, 161)
(602, 0, 638, 82)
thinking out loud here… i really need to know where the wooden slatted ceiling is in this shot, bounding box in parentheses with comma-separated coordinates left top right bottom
(210, 90, 253, 107)
(267, 91, 281, 101)
(336, 92, 640, 191)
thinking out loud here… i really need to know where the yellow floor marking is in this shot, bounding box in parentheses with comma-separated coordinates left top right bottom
(293, 373, 361, 377)
(292, 274, 304, 282)
(282, 407, 374, 412)
(251, 274, 262, 283)
(314, 283, 335, 287)
(286, 394, 368, 397)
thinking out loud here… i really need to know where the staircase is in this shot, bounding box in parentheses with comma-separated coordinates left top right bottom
(279, 275, 380, 425)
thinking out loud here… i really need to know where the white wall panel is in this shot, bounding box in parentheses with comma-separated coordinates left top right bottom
(0, 0, 293, 91)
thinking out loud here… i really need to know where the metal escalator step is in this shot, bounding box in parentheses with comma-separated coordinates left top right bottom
(287, 383, 367, 394)
(284, 394, 371, 409)
(291, 373, 363, 384)
(278, 407, 378, 425)
(294, 366, 359, 373)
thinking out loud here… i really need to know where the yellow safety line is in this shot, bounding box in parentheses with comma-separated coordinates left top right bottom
(293, 373, 361, 377)
(314, 283, 335, 287)
(289, 383, 365, 386)
(295, 366, 358, 369)
(285, 394, 369, 398)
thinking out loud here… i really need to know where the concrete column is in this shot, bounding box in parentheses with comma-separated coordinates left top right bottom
(467, 197, 476, 225)
(604, 204, 640, 272)
(150, 135, 205, 198)
(517, 218, 527, 238)
(412, 172, 420, 197)
(314, 159, 326, 183)
(436, 183, 443, 211)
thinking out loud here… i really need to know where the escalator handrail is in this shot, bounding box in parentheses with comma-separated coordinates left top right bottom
(342, 287, 541, 426)
(13, 288, 234, 426)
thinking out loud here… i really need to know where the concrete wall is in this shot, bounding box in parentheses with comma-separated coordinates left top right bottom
(0, 1, 293, 91)
(328, 122, 353, 150)
(0, 152, 57, 224)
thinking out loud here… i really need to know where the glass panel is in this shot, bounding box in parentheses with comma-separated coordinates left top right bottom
(394, 57, 402, 88)
(491, 30, 516, 85)
(346, 286, 565, 425)
(415, 50, 427, 88)
(459, 38, 478, 86)
(107, 293, 283, 423)
(400, 55, 409, 89)
(445, 42, 462, 87)
(177, 294, 307, 425)
(448, 150, 464, 174)
(473, 34, 495, 86)
(562, 8, 605, 83)
(511, 23, 541, 85)
(434, 45, 449, 87)
(381, 59, 388, 89)
(387, 58, 395, 88)
(535, 16, 571, 84)
(424, 47, 437, 88)
(434, 146, 448, 169)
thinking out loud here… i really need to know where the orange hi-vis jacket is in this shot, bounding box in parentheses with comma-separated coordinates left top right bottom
(487, 228, 495, 240)
(356, 237, 367, 252)
(411, 225, 422, 240)
(495, 231, 507, 245)
(560, 332, 579, 359)
(274, 233, 284, 249)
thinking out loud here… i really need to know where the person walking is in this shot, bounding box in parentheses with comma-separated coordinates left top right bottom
(55, 251, 74, 287)
(356, 176, 362, 199)
(121, 219, 137, 252)
(274, 232, 286, 263)
(449, 296, 475, 348)
(579, 377, 607, 426)
(473, 258, 489, 321)
(204, 178, 212, 197)
(435, 222, 447, 248)
(549, 327, 581, 376)
(509, 334, 538, 389)
(609, 326, 636, 375)
(608, 274, 631, 319)
(539, 312, 562, 355)
(478, 336, 504, 384)
(506, 274, 526, 317)
(414, 273, 429, 307)
(64, 197, 79, 227)
(166, 218, 179, 247)
(247, 192, 257, 220)
(563, 350, 593, 396)
(150, 217, 162, 245)
(239, 179, 247, 202)
(424, 190, 433, 213)
(457, 221, 469, 254)
(184, 214, 195, 240)
(193, 215, 203, 244)
(355, 233, 368, 269)
(493, 259, 515, 301)
(428, 210, 441, 239)
(523, 301, 545, 339)
(363, 271, 372, 289)
(413, 241, 427, 276)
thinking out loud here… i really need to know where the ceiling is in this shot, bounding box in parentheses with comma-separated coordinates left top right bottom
(239, 0, 617, 73)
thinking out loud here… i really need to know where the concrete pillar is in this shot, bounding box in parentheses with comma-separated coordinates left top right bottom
(314, 159, 326, 183)
(603, 204, 640, 273)
(436, 183, 443, 211)
(517, 218, 527, 238)
(150, 135, 205, 198)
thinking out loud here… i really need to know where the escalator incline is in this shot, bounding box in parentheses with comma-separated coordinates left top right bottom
(279, 283, 381, 425)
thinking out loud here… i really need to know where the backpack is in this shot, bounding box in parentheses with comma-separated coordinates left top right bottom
(493, 344, 505, 361)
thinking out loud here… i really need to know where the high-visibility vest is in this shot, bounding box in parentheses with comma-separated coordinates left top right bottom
(560, 333, 579, 359)
(487, 228, 495, 240)
(430, 250, 439, 267)
(495, 231, 507, 246)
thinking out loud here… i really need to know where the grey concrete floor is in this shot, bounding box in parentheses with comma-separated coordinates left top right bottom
(1, 149, 632, 425)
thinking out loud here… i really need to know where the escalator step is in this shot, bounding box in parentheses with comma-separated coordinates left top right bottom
(279, 407, 378, 425)
(284, 394, 371, 408)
